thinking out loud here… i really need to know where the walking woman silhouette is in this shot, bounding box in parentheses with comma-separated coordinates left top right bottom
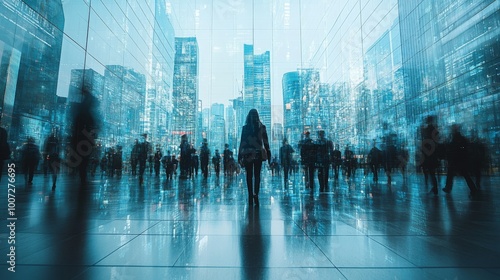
(238, 109, 271, 206)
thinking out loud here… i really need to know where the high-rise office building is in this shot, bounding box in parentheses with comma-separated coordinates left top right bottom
(0, 0, 64, 143)
(271, 123, 284, 155)
(282, 69, 324, 147)
(299, 68, 321, 135)
(399, 0, 500, 166)
(282, 71, 301, 148)
(210, 103, 225, 152)
(360, 20, 407, 150)
(318, 83, 333, 134)
(231, 96, 245, 154)
(197, 100, 203, 147)
(172, 37, 199, 145)
(225, 105, 237, 152)
(104, 65, 146, 147)
(64, 0, 174, 147)
(201, 107, 210, 142)
(142, 0, 175, 145)
(243, 44, 271, 131)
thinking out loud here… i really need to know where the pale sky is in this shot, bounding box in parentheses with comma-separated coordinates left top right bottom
(57, 0, 398, 125)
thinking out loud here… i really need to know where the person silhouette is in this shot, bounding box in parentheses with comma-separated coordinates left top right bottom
(315, 130, 333, 192)
(420, 115, 440, 195)
(43, 130, 61, 190)
(21, 137, 41, 185)
(199, 139, 210, 178)
(238, 109, 271, 206)
(299, 131, 315, 189)
(442, 124, 478, 197)
(279, 138, 294, 185)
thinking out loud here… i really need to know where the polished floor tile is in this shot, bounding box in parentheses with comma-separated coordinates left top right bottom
(0, 170, 499, 280)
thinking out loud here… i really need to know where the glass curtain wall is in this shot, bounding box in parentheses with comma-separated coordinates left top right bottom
(1, 0, 499, 172)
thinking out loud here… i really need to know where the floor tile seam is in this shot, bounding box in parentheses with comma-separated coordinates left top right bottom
(366, 233, 499, 238)
(300, 236, 340, 271)
(304, 234, 377, 237)
(2, 263, 91, 268)
(171, 241, 190, 267)
(335, 266, 431, 269)
(90, 227, 155, 267)
(130, 233, 312, 237)
(364, 234, 454, 237)
(292, 219, 341, 272)
(84, 264, 343, 269)
(26, 232, 149, 236)
(367, 235, 421, 268)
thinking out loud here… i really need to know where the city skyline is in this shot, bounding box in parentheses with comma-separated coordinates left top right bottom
(55, 0, 399, 124)
(1, 0, 499, 170)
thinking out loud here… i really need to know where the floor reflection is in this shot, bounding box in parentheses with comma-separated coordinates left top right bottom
(240, 207, 268, 280)
(1, 171, 499, 279)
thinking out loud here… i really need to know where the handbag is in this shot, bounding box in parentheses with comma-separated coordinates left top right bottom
(261, 147, 268, 161)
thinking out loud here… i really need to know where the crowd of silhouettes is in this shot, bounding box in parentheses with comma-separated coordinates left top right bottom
(0, 100, 493, 199)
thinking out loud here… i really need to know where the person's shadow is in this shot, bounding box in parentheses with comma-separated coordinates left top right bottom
(240, 206, 268, 280)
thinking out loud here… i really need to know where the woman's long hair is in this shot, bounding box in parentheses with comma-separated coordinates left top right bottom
(245, 109, 262, 131)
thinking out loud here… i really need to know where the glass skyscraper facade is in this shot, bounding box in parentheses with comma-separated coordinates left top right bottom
(0, 0, 64, 146)
(0, 0, 175, 157)
(172, 37, 199, 146)
(243, 44, 272, 132)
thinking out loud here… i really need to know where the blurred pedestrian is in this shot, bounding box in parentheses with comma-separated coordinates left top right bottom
(299, 131, 315, 189)
(43, 130, 60, 190)
(368, 141, 382, 182)
(398, 143, 410, 180)
(223, 143, 233, 176)
(70, 88, 100, 185)
(344, 145, 355, 179)
(21, 137, 40, 185)
(137, 133, 151, 184)
(200, 139, 210, 178)
(179, 134, 190, 179)
(442, 124, 478, 197)
(331, 144, 341, 180)
(130, 139, 139, 176)
(114, 145, 123, 177)
(420, 115, 440, 195)
(279, 138, 294, 185)
(154, 146, 162, 176)
(315, 130, 333, 192)
(212, 149, 221, 177)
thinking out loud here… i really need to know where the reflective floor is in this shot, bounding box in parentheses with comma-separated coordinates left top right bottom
(1, 168, 499, 280)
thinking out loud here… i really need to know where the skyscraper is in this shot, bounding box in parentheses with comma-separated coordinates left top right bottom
(0, 0, 65, 142)
(243, 44, 271, 131)
(142, 0, 175, 145)
(282, 69, 323, 147)
(231, 96, 245, 152)
(104, 65, 146, 146)
(282, 71, 301, 148)
(172, 37, 199, 145)
(225, 105, 237, 151)
(299, 68, 320, 134)
(399, 0, 500, 164)
(210, 103, 225, 152)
